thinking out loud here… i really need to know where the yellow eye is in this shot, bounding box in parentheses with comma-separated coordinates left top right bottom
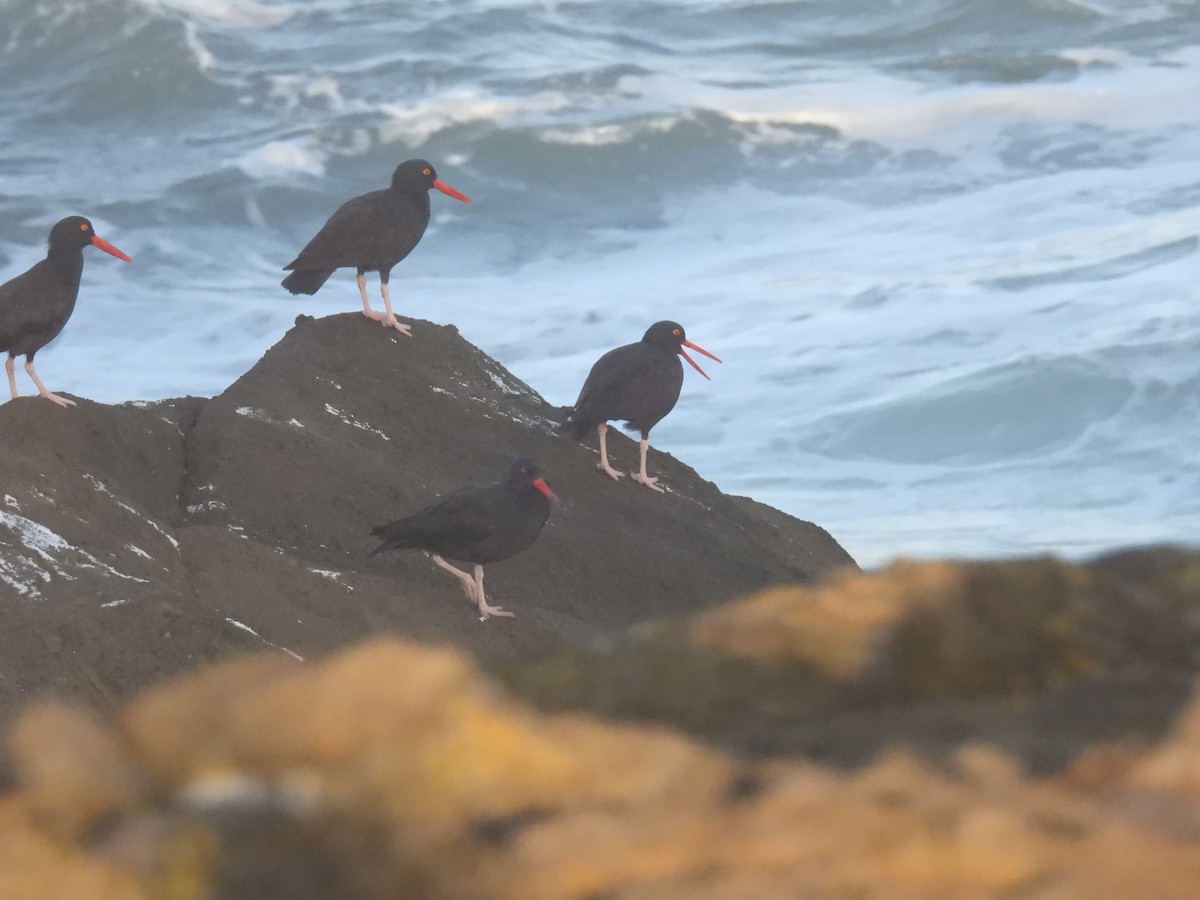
(80, 223, 89, 231)
(672, 328, 681, 336)
(422, 167, 431, 176)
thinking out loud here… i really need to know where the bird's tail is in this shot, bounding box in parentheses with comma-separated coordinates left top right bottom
(368, 519, 413, 557)
(562, 409, 593, 441)
(281, 268, 335, 295)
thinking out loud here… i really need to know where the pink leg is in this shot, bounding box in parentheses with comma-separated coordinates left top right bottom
(472, 565, 514, 619)
(24, 360, 74, 408)
(595, 423, 626, 482)
(378, 282, 413, 336)
(633, 438, 664, 493)
(432, 554, 477, 602)
(358, 273, 386, 322)
(5, 356, 17, 401)
(431, 556, 513, 619)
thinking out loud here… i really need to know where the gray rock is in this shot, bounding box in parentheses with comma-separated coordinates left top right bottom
(0, 313, 854, 722)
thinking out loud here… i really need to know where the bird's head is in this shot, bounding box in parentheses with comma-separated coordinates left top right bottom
(642, 321, 721, 380)
(392, 159, 472, 203)
(510, 456, 564, 508)
(49, 216, 132, 262)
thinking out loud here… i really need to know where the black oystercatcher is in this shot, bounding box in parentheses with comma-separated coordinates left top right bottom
(369, 456, 563, 619)
(281, 158, 471, 336)
(0, 216, 132, 408)
(567, 320, 720, 493)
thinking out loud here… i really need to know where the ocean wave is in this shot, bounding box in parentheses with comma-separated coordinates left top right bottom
(135, 0, 294, 28)
(1, 0, 1196, 569)
(806, 356, 1137, 465)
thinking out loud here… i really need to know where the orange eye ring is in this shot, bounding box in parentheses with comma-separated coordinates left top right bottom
(80, 223, 89, 231)
(422, 167, 431, 176)
(672, 328, 681, 336)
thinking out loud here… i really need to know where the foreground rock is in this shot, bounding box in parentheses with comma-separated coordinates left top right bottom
(0, 313, 853, 722)
(2, 548, 1200, 898)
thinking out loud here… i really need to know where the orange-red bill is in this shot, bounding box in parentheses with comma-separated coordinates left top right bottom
(679, 339, 721, 380)
(532, 477, 565, 508)
(91, 235, 132, 262)
(433, 179, 472, 203)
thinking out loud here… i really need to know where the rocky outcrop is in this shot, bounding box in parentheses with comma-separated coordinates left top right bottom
(0, 313, 853, 722)
(2, 548, 1200, 898)
(10, 315, 1198, 897)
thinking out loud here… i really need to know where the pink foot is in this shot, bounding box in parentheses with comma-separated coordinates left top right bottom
(39, 391, 76, 409)
(477, 597, 515, 619)
(381, 315, 413, 336)
(633, 473, 665, 494)
(362, 308, 387, 322)
(596, 460, 626, 482)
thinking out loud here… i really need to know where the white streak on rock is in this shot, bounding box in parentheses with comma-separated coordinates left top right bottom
(485, 368, 524, 395)
(0, 510, 149, 585)
(86, 472, 181, 551)
(323, 404, 390, 441)
(0, 510, 73, 561)
(308, 568, 354, 591)
(225, 617, 304, 661)
(83, 474, 112, 497)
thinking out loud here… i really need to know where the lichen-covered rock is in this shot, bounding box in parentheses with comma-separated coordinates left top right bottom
(503, 549, 1200, 770)
(1127, 684, 1200, 797)
(1, 564, 1200, 900)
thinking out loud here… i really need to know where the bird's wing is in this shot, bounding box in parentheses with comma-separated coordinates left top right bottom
(286, 191, 425, 270)
(572, 345, 667, 422)
(0, 263, 59, 347)
(403, 484, 504, 547)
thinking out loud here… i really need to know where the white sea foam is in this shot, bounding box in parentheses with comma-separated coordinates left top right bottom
(137, 0, 294, 28)
(238, 141, 327, 179)
(182, 20, 216, 72)
(379, 89, 571, 146)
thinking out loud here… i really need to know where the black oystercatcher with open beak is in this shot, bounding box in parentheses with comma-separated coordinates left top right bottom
(0, 216, 132, 408)
(281, 158, 471, 336)
(567, 320, 721, 493)
(369, 456, 563, 619)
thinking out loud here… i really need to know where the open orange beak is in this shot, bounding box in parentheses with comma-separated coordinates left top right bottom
(433, 180, 472, 203)
(532, 477, 565, 509)
(91, 235, 132, 262)
(679, 339, 721, 381)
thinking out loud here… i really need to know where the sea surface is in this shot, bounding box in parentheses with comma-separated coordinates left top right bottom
(1, 0, 1197, 568)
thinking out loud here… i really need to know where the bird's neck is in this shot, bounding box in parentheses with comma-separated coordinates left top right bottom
(46, 242, 85, 289)
(392, 187, 431, 217)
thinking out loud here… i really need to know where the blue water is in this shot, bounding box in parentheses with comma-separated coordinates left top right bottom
(1, 0, 1197, 567)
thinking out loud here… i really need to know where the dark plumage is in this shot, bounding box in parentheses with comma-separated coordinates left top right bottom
(567, 320, 720, 492)
(1, 216, 131, 408)
(370, 456, 562, 619)
(281, 158, 471, 336)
